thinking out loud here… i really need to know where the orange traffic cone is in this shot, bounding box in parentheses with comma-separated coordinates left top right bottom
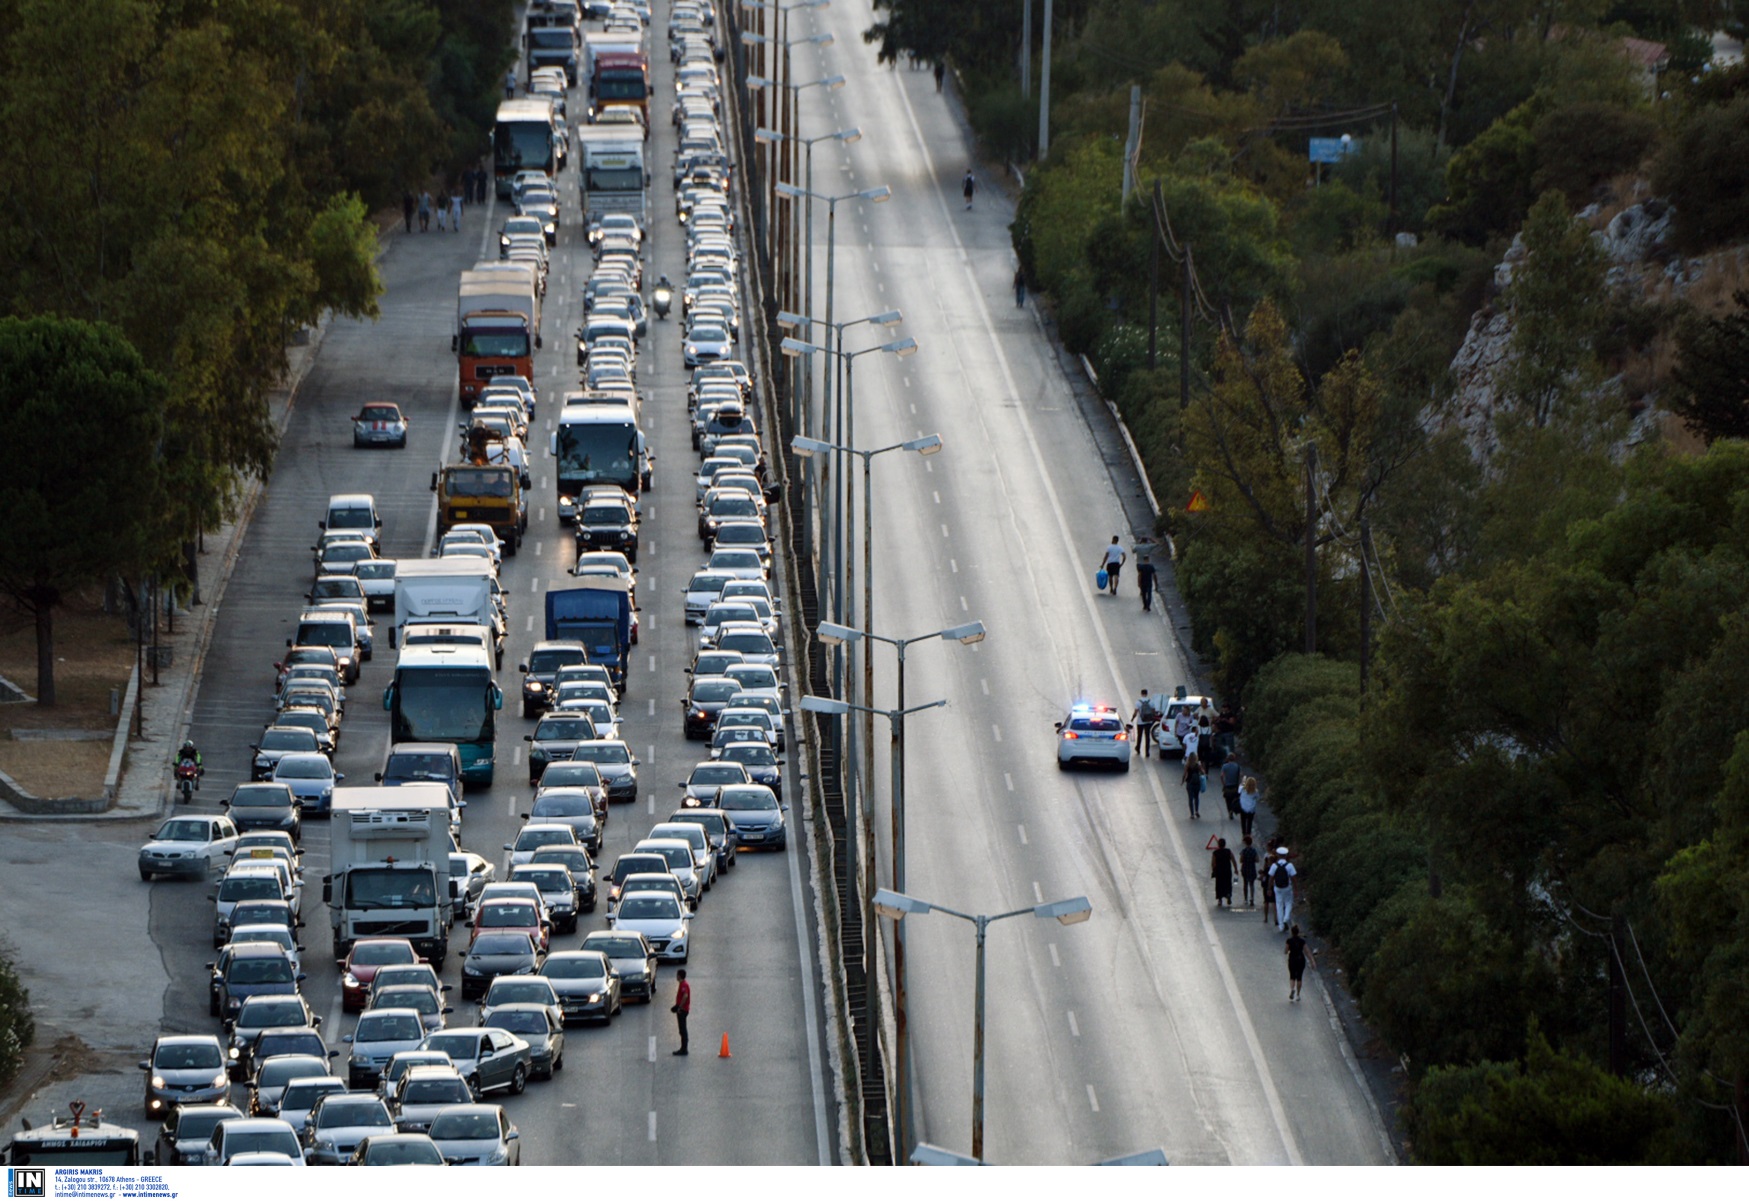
(718, 1032, 732, 1058)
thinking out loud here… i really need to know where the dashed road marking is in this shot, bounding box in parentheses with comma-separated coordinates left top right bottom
(1087, 1085, 1100, 1113)
(1049, 943, 1061, 967)
(1068, 1011, 1080, 1037)
(1017, 824, 1028, 845)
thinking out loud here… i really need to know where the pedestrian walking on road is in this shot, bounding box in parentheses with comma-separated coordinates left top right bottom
(435, 189, 449, 231)
(449, 189, 463, 231)
(1183, 725, 1200, 765)
(417, 189, 432, 232)
(505, 67, 517, 99)
(1181, 753, 1205, 819)
(1197, 697, 1216, 755)
(1285, 924, 1315, 1001)
(1211, 837, 1236, 908)
(962, 170, 976, 210)
(1130, 689, 1161, 759)
(1172, 707, 1193, 754)
(1215, 701, 1239, 761)
(475, 165, 489, 204)
(402, 190, 415, 233)
(671, 969, 691, 1055)
(1220, 752, 1242, 820)
(1239, 835, 1259, 907)
(1261, 847, 1278, 924)
(934, 61, 945, 91)
(1271, 848, 1297, 930)
(1013, 266, 1027, 307)
(1098, 535, 1126, 595)
(1238, 775, 1259, 838)
(1137, 557, 1157, 611)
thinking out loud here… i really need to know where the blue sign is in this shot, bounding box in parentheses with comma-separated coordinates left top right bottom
(1308, 136, 1358, 163)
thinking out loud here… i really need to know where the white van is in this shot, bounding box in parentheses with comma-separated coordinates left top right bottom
(322, 493, 381, 552)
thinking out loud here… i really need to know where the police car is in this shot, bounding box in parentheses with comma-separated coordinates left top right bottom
(1055, 704, 1131, 771)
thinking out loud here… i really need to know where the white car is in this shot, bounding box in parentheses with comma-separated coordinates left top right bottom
(352, 558, 397, 610)
(682, 570, 736, 625)
(682, 322, 732, 368)
(705, 547, 766, 582)
(1155, 695, 1214, 757)
(712, 622, 778, 667)
(607, 889, 692, 962)
(1055, 704, 1132, 772)
(139, 814, 240, 881)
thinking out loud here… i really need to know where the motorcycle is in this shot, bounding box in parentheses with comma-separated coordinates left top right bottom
(175, 757, 202, 802)
(652, 284, 673, 320)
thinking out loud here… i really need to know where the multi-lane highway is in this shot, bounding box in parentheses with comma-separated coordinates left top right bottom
(769, 0, 1397, 1167)
(146, 9, 835, 1165)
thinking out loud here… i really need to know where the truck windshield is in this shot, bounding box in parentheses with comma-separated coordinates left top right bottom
(391, 667, 495, 743)
(528, 29, 573, 49)
(462, 330, 531, 357)
(595, 74, 647, 101)
(346, 868, 438, 909)
(585, 166, 644, 192)
(444, 469, 515, 498)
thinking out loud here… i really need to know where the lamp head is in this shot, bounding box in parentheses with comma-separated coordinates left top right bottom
(873, 888, 931, 921)
(799, 695, 850, 717)
(754, 127, 782, 144)
(885, 337, 919, 358)
(1035, 896, 1093, 926)
(775, 182, 805, 200)
(746, 74, 772, 89)
(861, 185, 892, 202)
(815, 621, 859, 646)
(790, 435, 830, 459)
(806, 32, 835, 46)
(779, 337, 818, 357)
(941, 620, 985, 645)
(776, 310, 808, 329)
(836, 128, 864, 145)
(822, 75, 848, 91)
(904, 433, 944, 457)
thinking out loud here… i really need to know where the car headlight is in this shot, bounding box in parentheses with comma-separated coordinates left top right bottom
(352, 1055, 369, 1067)
(486, 1146, 509, 1165)
(585, 993, 601, 1003)
(227, 997, 242, 1012)
(151, 1075, 166, 1089)
(212, 1071, 230, 1089)
(229, 1046, 241, 1060)
(342, 973, 359, 988)
(670, 928, 687, 941)
(524, 680, 542, 695)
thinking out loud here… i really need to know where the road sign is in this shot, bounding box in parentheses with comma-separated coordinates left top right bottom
(1187, 489, 1210, 513)
(1308, 136, 1358, 163)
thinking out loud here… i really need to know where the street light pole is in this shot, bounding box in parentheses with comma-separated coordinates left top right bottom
(874, 889, 1092, 1162)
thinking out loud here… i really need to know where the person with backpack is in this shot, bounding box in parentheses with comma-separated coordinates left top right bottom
(1181, 754, 1205, 819)
(1271, 847, 1298, 930)
(1130, 689, 1161, 758)
(1285, 924, 1316, 1002)
(1239, 835, 1260, 907)
(1210, 837, 1236, 908)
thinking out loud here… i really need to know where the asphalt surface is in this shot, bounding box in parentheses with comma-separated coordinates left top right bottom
(772, 0, 1397, 1167)
(120, 12, 835, 1166)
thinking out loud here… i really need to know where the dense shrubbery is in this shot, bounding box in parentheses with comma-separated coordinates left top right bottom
(0, 952, 32, 1088)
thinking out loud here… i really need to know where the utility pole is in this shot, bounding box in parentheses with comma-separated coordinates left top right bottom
(1147, 182, 1160, 370)
(1608, 914, 1627, 1076)
(1021, 0, 1032, 99)
(1037, 0, 1053, 157)
(1304, 443, 1318, 654)
(1359, 519, 1372, 696)
(1179, 245, 1192, 410)
(1121, 86, 1141, 204)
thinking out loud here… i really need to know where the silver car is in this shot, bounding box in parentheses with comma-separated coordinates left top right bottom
(302, 1092, 394, 1164)
(426, 1103, 520, 1166)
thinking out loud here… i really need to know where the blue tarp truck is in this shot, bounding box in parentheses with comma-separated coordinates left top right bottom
(544, 582, 632, 689)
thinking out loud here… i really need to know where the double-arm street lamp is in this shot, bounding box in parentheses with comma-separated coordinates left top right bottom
(748, 74, 847, 309)
(874, 888, 1093, 1162)
(813, 620, 985, 1163)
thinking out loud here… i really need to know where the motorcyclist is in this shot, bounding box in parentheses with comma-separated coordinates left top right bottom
(653, 274, 674, 317)
(176, 739, 202, 771)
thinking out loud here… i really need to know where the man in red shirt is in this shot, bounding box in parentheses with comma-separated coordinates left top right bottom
(671, 969, 691, 1055)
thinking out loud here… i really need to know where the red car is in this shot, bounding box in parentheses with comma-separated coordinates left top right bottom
(340, 938, 418, 1012)
(469, 899, 548, 953)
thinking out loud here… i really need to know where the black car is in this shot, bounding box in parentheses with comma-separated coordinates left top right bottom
(519, 640, 588, 719)
(528, 845, 598, 913)
(226, 993, 319, 1078)
(222, 783, 303, 839)
(154, 1103, 242, 1166)
(460, 931, 544, 1001)
(681, 675, 743, 739)
(208, 942, 304, 1019)
(573, 495, 640, 561)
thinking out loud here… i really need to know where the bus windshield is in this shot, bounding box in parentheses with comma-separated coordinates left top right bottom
(556, 422, 639, 487)
(391, 666, 495, 744)
(494, 121, 554, 176)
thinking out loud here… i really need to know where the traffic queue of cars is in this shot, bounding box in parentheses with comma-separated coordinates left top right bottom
(130, 0, 794, 1168)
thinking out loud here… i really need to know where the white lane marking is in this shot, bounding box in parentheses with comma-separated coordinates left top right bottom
(648, 1111, 657, 1141)
(539, 508, 547, 522)
(506, 791, 517, 816)
(647, 795, 655, 815)
(423, 383, 462, 554)
(1004, 773, 1014, 792)
(891, 62, 1311, 1168)
(649, 654, 657, 673)
(940, 524, 949, 538)
(991, 724, 1002, 743)
(950, 558, 958, 573)
(512, 747, 521, 765)
(960, 595, 968, 611)
(647, 1036, 656, 1063)
(932, 490, 940, 505)
(647, 698, 656, 717)
(530, 578, 539, 593)
(1050, 943, 1061, 968)
(1087, 1085, 1100, 1113)
(1017, 824, 1028, 845)
(525, 615, 534, 632)
(1032, 881, 1044, 903)
(980, 678, 989, 696)
(535, 541, 543, 555)
(1068, 1011, 1080, 1037)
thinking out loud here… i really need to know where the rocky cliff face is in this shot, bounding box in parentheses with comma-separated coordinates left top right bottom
(1430, 200, 1683, 458)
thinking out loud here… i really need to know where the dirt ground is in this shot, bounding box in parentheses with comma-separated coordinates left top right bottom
(0, 595, 137, 798)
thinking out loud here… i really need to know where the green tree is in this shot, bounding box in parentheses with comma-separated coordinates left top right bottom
(1652, 93, 1749, 252)
(0, 317, 170, 705)
(1502, 190, 1608, 430)
(0, 952, 31, 1089)
(1668, 290, 1749, 444)
(1427, 102, 1540, 243)
(1531, 101, 1660, 203)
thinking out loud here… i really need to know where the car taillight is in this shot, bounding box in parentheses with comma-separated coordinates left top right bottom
(1062, 731, 1078, 740)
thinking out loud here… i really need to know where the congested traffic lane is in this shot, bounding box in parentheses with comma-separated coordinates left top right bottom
(776, 0, 1395, 1166)
(150, 10, 833, 1166)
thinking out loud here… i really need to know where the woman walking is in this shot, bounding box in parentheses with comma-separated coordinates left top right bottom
(1285, 924, 1316, 1002)
(449, 188, 463, 231)
(1239, 835, 1259, 907)
(1181, 753, 1205, 820)
(417, 189, 432, 232)
(1211, 838, 1236, 908)
(1238, 775, 1259, 838)
(435, 187, 450, 231)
